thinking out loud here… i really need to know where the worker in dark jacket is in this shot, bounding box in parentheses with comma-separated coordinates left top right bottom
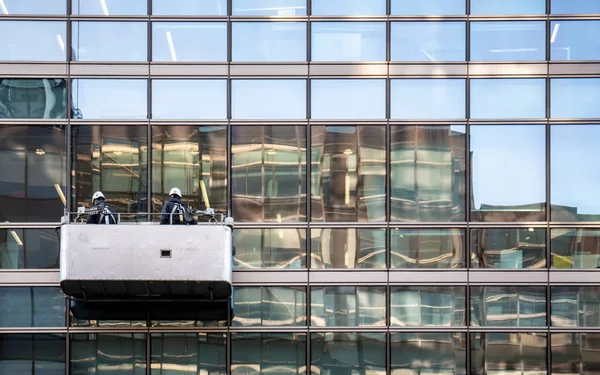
(86, 191, 118, 224)
(160, 187, 197, 225)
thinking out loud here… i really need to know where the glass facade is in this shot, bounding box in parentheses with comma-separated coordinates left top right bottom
(1, 1, 599, 373)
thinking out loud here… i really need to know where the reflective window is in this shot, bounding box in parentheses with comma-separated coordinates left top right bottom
(152, 125, 227, 217)
(471, 333, 546, 374)
(232, 126, 306, 222)
(552, 0, 600, 14)
(470, 0, 545, 15)
(0, 21, 65, 61)
(232, 80, 306, 119)
(311, 0, 385, 15)
(152, 22, 227, 62)
(72, 21, 147, 62)
(391, 333, 466, 374)
(390, 229, 465, 268)
(72, 79, 147, 119)
(551, 287, 600, 327)
(0, 334, 66, 374)
(551, 229, 600, 269)
(311, 228, 386, 269)
(71, 333, 146, 373)
(471, 228, 546, 269)
(470, 125, 546, 222)
(0, 126, 66, 222)
(311, 286, 385, 327)
(551, 78, 600, 119)
(232, 333, 306, 375)
(390, 286, 466, 326)
(71, 313, 146, 328)
(311, 333, 386, 375)
(311, 126, 386, 222)
(391, 22, 466, 62)
(233, 229, 307, 269)
(72, 0, 147, 15)
(551, 125, 600, 221)
(470, 79, 546, 119)
(152, 80, 227, 119)
(233, 286, 307, 326)
(390, 125, 466, 222)
(0, 0, 65, 14)
(0, 229, 59, 269)
(0, 79, 67, 119)
(311, 22, 386, 62)
(552, 333, 600, 373)
(233, 22, 306, 62)
(151, 333, 226, 374)
(152, 0, 227, 15)
(233, 0, 306, 16)
(311, 79, 386, 119)
(470, 286, 546, 327)
(72, 126, 148, 219)
(470, 21, 546, 62)
(391, 0, 465, 15)
(391, 79, 465, 119)
(551, 21, 600, 61)
(0, 287, 64, 327)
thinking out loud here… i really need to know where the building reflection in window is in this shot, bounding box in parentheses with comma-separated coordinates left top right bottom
(391, 332, 466, 374)
(311, 286, 386, 327)
(390, 286, 466, 326)
(233, 286, 306, 327)
(152, 125, 226, 216)
(390, 228, 465, 268)
(390, 125, 466, 222)
(0, 125, 66, 222)
(311, 332, 386, 375)
(551, 286, 600, 327)
(0, 287, 65, 327)
(231, 333, 306, 375)
(233, 228, 307, 269)
(0, 334, 66, 374)
(471, 228, 546, 269)
(551, 228, 600, 269)
(70, 333, 146, 374)
(311, 126, 386, 222)
(151, 333, 226, 375)
(470, 286, 546, 327)
(72, 126, 148, 220)
(311, 228, 386, 269)
(0, 229, 59, 269)
(551, 333, 600, 374)
(232, 125, 306, 222)
(470, 332, 547, 375)
(0, 79, 67, 119)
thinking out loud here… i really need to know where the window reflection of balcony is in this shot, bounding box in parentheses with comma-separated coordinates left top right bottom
(311, 228, 386, 269)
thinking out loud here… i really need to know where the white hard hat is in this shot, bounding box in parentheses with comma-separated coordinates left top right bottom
(92, 191, 105, 203)
(169, 187, 182, 197)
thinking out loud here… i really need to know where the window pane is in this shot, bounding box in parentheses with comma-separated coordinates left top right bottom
(152, 0, 227, 15)
(0, 126, 66, 222)
(0, 21, 65, 61)
(233, 0, 306, 16)
(232, 80, 306, 119)
(232, 333, 306, 375)
(390, 125, 466, 222)
(470, 0, 545, 15)
(0, 287, 64, 327)
(72, 0, 147, 15)
(233, 22, 306, 62)
(311, 0, 385, 15)
(470, 79, 546, 119)
(390, 229, 465, 268)
(470, 21, 546, 62)
(551, 287, 600, 327)
(72, 126, 148, 219)
(311, 333, 386, 375)
(552, 333, 600, 373)
(0, 0, 64, 14)
(551, 78, 600, 119)
(152, 22, 227, 62)
(72, 21, 147, 61)
(152, 125, 227, 216)
(71, 333, 146, 374)
(551, 229, 600, 269)
(311, 286, 385, 327)
(233, 229, 307, 269)
(0, 334, 66, 374)
(311, 228, 386, 269)
(551, 21, 600, 61)
(233, 286, 307, 326)
(72, 79, 147, 119)
(391, 0, 465, 15)
(391, 286, 466, 326)
(311, 22, 386, 62)
(151, 333, 226, 374)
(552, 0, 600, 14)
(391, 79, 465, 119)
(470, 125, 546, 222)
(391, 333, 466, 374)
(0, 79, 67, 119)
(471, 333, 547, 374)
(311, 79, 385, 119)
(391, 22, 465, 62)
(311, 126, 386, 222)
(471, 286, 546, 327)
(0, 229, 59, 269)
(152, 80, 227, 119)
(232, 126, 307, 222)
(471, 228, 546, 269)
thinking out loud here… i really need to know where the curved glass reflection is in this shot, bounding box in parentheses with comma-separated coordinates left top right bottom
(390, 286, 466, 326)
(232, 333, 306, 375)
(552, 333, 600, 373)
(390, 229, 465, 268)
(471, 332, 547, 375)
(0, 79, 67, 119)
(471, 228, 546, 269)
(391, 332, 466, 374)
(551, 229, 600, 269)
(470, 286, 547, 327)
(233, 228, 307, 269)
(0, 229, 59, 269)
(0, 334, 66, 374)
(311, 333, 386, 375)
(551, 286, 600, 327)
(311, 228, 386, 269)
(233, 286, 307, 326)
(70, 333, 146, 373)
(311, 286, 386, 327)
(151, 333, 226, 375)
